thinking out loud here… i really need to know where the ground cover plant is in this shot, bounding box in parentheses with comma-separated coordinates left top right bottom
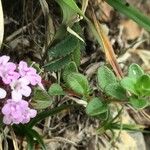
(0, 0, 150, 149)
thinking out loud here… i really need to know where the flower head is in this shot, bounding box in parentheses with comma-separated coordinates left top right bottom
(18, 61, 42, 86)
(0, 58, 20, 84)
(2, 99, 37, 125)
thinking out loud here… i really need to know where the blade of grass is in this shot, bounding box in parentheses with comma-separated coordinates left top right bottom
(106, 0, 150, 32)
(28, 104, 78, 128)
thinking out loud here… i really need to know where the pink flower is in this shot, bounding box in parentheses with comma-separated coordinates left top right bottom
(10, 77, 31, 101)
(0, 88, 6, 99)
(0, 59, 20, 84)
(18, 61, 42, 86)
(2, 99, 37, 125)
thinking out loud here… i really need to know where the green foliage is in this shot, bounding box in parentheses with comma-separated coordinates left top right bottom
(44, 55, 71, 72)
(55, 0, 77, 24)
(72, 44, 81, 66)
(97, 66, 117, 90)
(121, 77, 137, 95)
(135, 74, 150, 96)
(14, 125, 46, 150)
(86, 97, 108, 117)
(106, 0, 150, 32)
(31, 88, 52, 110)
(121, 74, 150, 97)
(48, 83, 65, 96)
(66, 72, 90, 96)
(44, 23, 84, 72)
(26, 128, 46, 150)
(56, 0, 84, 22)
(26, 133, 34, 150)
(128, 63, 144, 78)
(48, 35, 79, 58)
(97, 64, 150, 110)
(129, 97, 148, 109)
(62, 61, 78, 81)
(105, 83, 127, 100)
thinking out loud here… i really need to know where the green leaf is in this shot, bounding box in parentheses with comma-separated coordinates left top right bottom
(111, 123, 146, 132)
(106, 0, 150, 32)
(44, 55, 71, 72)
(31, 88, 52, 110)
(121, 77, 137, 95)
(56, 0, 77, 24)
(135, 74, 150, 96)
(72, 45, 81, 66)
(129, 97, 148, 109)
(97, 66, 117, 90)
(26, 134, 34, 150)
(48, 35, 79, 58)
(128, 63, 144, 78)
(86, 97, 108, 117)
(57, 0, 84, 16)
(66, 72, 89, 96)
(26, 128, 46, 150)
(62, 61, 78, 81)
(31, 101, 52, 110)
(15, 125, 46, 150)
(48, 83, 65, 96)
(105, 83, 127, 100)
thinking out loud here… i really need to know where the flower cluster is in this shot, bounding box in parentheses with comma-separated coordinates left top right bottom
(0, 55, 42, 125)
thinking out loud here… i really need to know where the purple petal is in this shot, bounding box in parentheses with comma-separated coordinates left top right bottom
(2, 104, 11, 115)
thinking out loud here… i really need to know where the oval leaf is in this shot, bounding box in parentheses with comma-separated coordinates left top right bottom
(129, 98, 148, 109)
(121, 77, 138, 95)
(62, 61, 78, 81)
(135, 74, 150, 96)
(86, 97, 108, 117)
(66, 72, 89, 96)
(128, 63, 144, 78)
(105, 83, 127, 100)
(48, 83, 65, 96)
(97, 66, 117, 90)
(32, 88, 52, 110)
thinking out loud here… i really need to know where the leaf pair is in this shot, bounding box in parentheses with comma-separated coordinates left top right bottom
(121, 64, 150, 97)
(121, 64, 149, 109)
